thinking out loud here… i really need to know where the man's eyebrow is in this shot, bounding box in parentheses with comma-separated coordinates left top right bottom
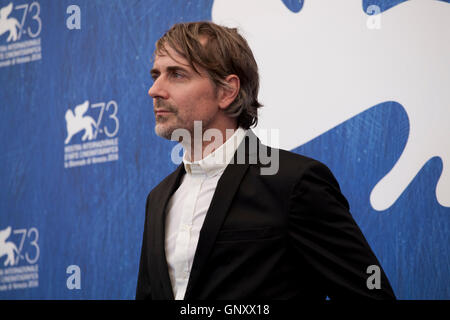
(150, 65, 190, 75)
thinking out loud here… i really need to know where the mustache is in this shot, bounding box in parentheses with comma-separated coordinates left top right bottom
(154, 99, 177, 113)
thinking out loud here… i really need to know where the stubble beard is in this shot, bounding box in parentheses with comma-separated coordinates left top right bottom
(153, 101, 216, 149)
(155, 114, 213, 142)
(154, 110, 199, 141)
(153, 99, 181, 140)
(154, 114, 178, 140)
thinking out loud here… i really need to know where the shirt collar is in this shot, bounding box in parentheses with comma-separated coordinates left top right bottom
(183, 127, 247, 177)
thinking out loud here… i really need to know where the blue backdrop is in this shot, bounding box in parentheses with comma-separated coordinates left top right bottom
(0, 0, 448, 299)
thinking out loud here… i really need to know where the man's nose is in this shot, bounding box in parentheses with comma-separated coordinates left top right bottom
(148, 78, 168, 99)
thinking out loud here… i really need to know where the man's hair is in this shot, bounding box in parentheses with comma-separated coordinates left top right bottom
(154, 21, 262, 130)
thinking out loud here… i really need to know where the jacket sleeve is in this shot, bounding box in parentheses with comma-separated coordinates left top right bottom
(288, 160, 396, 300)
(135, 194, 152, 300)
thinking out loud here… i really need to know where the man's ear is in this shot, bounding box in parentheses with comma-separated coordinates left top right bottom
(218, 75, 240, 110)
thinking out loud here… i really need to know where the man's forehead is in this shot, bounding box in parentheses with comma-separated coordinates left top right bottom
(153, 44, 188, 65)
(151, 47, 206, 77)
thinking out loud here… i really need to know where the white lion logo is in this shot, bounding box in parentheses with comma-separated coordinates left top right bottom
(213, 0, 450, 211)
(65, 100, 97, 144)
(0, 226, 19, 267)
(0, 3, 20, 42)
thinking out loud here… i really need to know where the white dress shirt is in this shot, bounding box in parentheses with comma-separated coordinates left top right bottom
(164, 127, 247, 300)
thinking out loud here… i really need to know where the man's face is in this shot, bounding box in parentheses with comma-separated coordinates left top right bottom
(149, 44, 220, 140)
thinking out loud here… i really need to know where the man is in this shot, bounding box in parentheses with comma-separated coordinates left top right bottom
(136, 21, 396, 300)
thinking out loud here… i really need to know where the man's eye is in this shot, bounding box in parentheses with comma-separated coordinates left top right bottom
(171, 71, 184, 79)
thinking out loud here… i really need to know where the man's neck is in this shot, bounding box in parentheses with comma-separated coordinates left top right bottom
(183, 125, 239, 162)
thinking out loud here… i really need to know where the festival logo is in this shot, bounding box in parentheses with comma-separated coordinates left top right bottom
(0, 3, 20, 42)
(0, 226, 39, 292)
(0, 227, 18, 267)
(65, 100, 97, 145)
(0, 1, 42, 68)
(64, 99, 120, 168)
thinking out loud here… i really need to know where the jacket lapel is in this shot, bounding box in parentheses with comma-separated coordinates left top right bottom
(183, 130, 259, 300)
(150, 163, 185, 300)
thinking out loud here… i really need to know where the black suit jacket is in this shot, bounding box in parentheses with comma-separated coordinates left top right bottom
(136, 130, 396, 300)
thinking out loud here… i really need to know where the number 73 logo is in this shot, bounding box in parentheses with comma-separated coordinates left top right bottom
(64, 100, 119, 145)
(0, 227, 39, 266)
(90, 100, 119, 139)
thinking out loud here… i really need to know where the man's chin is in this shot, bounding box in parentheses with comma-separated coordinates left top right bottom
(154, 124, 174, 140)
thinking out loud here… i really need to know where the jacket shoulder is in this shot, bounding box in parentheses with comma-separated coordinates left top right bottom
(146, 164, 184, 200)
(275, 147, 331, 176)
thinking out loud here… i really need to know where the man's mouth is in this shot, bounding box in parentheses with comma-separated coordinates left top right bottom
(155, 109, 174, 115)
